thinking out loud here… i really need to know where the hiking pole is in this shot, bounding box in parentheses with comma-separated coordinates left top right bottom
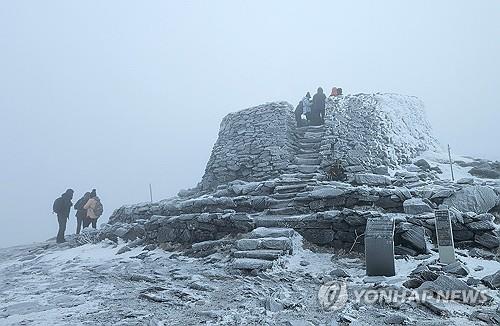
(447, 144, 455, 182)
(149, 183, 153, 203)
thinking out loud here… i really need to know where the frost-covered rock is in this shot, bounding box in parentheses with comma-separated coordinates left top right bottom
(443, 186, 498, 214)
(353, 173, 392, 186)
(403, 198, 433, 215)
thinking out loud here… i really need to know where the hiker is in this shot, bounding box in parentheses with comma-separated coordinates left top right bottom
(302, 92, 312, 123)
(53, 189, 74, 243)
(330, 87, 343, 97)
(83, 189, 103, 229)
(294, 100, 304, 127)
(311, 87, 326, 125)
(74, 192, 91, 234)
(330, 87, 338, 97)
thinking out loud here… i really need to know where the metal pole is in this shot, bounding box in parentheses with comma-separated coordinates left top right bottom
(149, 184, 153, 203)
(447, 144, 455, 182)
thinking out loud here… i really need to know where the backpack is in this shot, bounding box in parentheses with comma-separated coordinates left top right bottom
(53, 197, 62, 214)
(93, 199, 104, 217)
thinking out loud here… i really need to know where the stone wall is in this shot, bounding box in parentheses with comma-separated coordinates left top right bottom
(200, 102, 296, 190)
(319, 93, 439, 172)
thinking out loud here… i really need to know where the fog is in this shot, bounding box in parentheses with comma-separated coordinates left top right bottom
(1, 1, 499, 248)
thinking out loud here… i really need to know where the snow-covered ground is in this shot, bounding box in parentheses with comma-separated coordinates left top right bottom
(1, 234, 498, 325)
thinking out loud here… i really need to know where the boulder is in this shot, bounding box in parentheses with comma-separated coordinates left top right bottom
(469, 167, 500, 179)
(414, 159, 432, 171)
(353, 173, 392, 186)
(403, 198, 433, 215)
(466, 220, 496, 231)
(474, 232, 500, 249)
(400, 224, 428, 254)
(442, 186, 498, 214)
(419, 275, 492, 305)
(481, 271, 500, 289)
(442, 261, 469, 277)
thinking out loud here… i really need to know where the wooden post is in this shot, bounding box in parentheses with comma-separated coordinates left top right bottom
(447, 144, 455, 181)
(149, 184, 153, 203)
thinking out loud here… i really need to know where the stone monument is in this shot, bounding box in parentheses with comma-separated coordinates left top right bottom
(435, 209, 456, 264)
(365, 217, 396, 276)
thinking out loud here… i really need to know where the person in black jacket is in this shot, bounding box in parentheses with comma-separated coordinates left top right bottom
(74, 192, 91, 234)
(311, 87, 326, 125)
(53, 189, 74, 243)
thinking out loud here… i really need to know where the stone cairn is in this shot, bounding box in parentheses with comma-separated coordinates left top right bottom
(103, 93, 500, 271)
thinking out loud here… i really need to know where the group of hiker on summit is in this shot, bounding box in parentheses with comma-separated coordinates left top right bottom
(52, 188, 104, 243)
(295, 86, 343, 127)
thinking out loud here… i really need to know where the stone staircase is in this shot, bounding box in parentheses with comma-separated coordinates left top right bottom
(264, 125, 326, 216)
(232, 227, 295, 271)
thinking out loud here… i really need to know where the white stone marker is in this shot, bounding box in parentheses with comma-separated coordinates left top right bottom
(435, 209, 456, 264)
(365, 217, 395, 277)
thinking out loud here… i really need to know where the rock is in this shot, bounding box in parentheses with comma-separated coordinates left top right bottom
(403, 278, 424, 289)
(471, 309, 500, 325)
(474, 232, 500, 249)
(399, 224, 428, 254)
(330, 268, 350, 278)
(468, 247, 496, 260)
(285, 320, 315, 326)
(466, 220, 496, 231)
(263, 296, 283, 312)
(414, 159, 431, 171)
(457, 178, 474, 185)
(442, 186, 498, 214)
(469, 167, 500, 179)
(481, 271, 500, 289)
(373, 166, 389, 175)
(353, 173, 392, 186)
(403, 198, 433, 215)
(421, 298, 450, 316)
(261, 237, 293, 251)
(248, 227, 294, 239)
(233, 250, 284, 261)
(232, 258, 273, 270)
(116, 246, 131, 255)
(442, 261, 469, 277)
(385, 314, 408, 325)
(236, 239, 260, 251)
(419, 275, 492, 305)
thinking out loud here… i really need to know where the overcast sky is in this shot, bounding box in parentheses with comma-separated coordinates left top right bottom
(1, 1, 499, 248)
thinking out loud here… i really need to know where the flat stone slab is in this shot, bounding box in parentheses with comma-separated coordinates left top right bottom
(248, 227, 295, 239)
(236, 237, 293, 251)
(403, 198, 433, 215)
(233, 250, 284, 260)
(232, 258, 273, 270)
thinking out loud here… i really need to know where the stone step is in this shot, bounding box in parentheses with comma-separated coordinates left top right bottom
(268, 199, 293, 209)
(280, 172, 323, 180)
(236, 237, 293, 251)
(232, 258, 273, 270)
(295, 125, 325, 132)
(296, 153, 320, 159)
(298, 137, 323, 144)
(254, 215, 307, 228)
(233, 250, 285, 261)
(267, 207, 299, 215)
(298, 142, 321, 150)
(247, 227, 295, 239)
(271, 193, 299, 200)
(297, 149, 320, 155)
(295, 165, 320, 174)
(296, 157, 321, 165)
(274, 184, 308, 193)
